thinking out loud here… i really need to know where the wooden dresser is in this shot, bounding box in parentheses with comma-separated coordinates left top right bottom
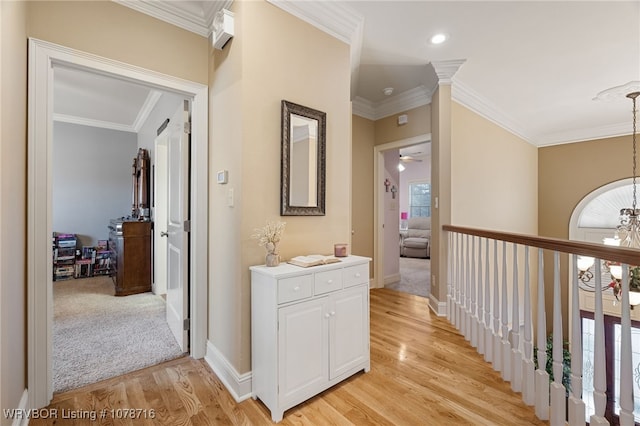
(109, 219, 152, 296)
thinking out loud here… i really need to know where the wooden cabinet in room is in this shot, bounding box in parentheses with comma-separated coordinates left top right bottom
(250, 255, 371, 423)
(108, 219, 152, 296)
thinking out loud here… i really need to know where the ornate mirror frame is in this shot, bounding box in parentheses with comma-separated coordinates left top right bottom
(281, 100, 326, 216)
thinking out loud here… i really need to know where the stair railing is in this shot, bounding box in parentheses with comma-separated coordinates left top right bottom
(444, 225, 640, 426)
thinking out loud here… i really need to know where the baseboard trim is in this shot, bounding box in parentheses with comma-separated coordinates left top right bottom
(383, 273, 401, 286)
(10, 389, 29, 426)
(429, 294, 447, 316)
(204, 341, 252, 402)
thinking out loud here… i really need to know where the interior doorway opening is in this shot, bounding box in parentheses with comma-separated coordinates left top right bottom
(28, 38, 208, 409)
(373, 134, 431, 298)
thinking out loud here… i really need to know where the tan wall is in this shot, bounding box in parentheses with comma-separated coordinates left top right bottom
(374, 104, 431, 146)
(539, 134, 632, 333)
(1, 1, 28, 422)
(27, 1, 208, 85)
(351, 115, 375, 275)
(451, 102, 538, 233)
(209, 1, 352, 373)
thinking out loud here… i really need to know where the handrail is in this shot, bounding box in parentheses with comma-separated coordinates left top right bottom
(443, 224, 640, 264)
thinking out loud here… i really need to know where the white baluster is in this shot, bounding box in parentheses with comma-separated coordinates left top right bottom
(535, 248, 549, 420)
(550, 251, 566, 426)
(455, 233, 462, 330)
(484, 237, 493, 363)
(568, 256, 585, 425)
(590, 259, 608, 425)
(511, 243, 522, 392)
(501, 241, 511, 381)
(493, 239, 502, 372)
(471, 236, 478, 347)
(465, 234, 471, 341)
(477, 237, 485, 355)
(461, 234, 468, 337)
(619, 264, 634, 426)
(447, 232, 453, 322)
(522, 246, 535, 406)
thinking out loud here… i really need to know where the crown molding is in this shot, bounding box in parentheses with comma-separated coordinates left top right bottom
(53, 113, 137, 133)
(431, 59, 466, 85)
(353, 86, 431, 121)
(452, 79, 535, 145)
(132, 90, 162, 133)
(113, 0, 231, 37)
(536, 121, 633, 147)
(267, 0, 362, 45)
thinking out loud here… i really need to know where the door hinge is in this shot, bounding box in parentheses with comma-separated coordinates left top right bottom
(184, 121, 191, 134)
(183, 318, 191, 331)
(184, 220, 191, 232)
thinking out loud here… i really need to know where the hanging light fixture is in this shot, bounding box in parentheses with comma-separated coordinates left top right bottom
(578, 86, 640, 307)
(616, 91, 640, 248)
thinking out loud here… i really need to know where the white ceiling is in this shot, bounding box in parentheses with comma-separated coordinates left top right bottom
(55, 1, 640, 148)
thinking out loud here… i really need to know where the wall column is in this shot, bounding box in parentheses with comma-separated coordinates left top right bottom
(429, 60, 465, 314)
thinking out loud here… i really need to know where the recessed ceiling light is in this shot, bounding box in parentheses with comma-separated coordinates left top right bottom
(430, 33, 448, 45)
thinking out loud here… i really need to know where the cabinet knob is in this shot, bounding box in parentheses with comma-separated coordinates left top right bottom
(324, 313, 330, 318)
(330, 311, 336, 316)
(293, 286, 300, 291)
(327, 279, 333, 284)
(355, 273, 361, 278)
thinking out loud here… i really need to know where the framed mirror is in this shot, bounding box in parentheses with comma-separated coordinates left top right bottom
(281, 100, 326, 215)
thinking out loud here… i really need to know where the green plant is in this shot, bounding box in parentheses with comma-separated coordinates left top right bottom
(533, 334, 571, 393)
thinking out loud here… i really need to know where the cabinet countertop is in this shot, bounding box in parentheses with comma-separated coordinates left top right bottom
(250, 255, 371, 278)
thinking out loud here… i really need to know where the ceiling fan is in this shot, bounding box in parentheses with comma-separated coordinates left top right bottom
(399, 153, 422, 162)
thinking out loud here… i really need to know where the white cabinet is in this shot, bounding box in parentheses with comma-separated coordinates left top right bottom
(251, 255, 371, 422)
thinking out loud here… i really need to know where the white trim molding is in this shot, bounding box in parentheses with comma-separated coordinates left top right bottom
(27, 38, 208, 409)
(114, 0, 232, 37)
(384, 273, 401, 286)
(430, 59, 466, 85)
(205, 341, 253, 402)
(353, 86, 432, 121)
(429, 295, 447, 317)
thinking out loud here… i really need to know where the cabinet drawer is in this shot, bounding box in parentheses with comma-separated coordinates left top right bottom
(314, 269, 342, 295)
(343, 264, 369, 288)
(278, 275, 313, 304)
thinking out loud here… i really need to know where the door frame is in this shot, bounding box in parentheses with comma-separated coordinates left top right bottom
(27, 38, 208, 409)
(373, 134, 430, 289)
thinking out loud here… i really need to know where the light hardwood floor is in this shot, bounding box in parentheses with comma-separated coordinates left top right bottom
(31, 289, 546, 425)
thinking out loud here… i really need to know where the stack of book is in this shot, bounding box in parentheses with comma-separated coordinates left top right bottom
(53, 233, 77, 281)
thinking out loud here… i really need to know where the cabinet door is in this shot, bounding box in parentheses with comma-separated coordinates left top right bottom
(329, 285, 369, 379)
(278, 297, 329, 406)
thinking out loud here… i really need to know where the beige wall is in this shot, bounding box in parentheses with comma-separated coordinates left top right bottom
(451, 102, 538, 233)
(539, 134, 631, 332)
(209, 1, 352, 373)
(351, 115, 375, 274)
(27, 1, 208, 85)
(1, 1, 28, 422)
(374, 104, 430, 146)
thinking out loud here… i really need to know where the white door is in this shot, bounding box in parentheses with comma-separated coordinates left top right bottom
(166, 100, 191, 351)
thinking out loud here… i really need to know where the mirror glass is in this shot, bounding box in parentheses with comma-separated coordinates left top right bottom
(281, 101, 326, 216)
(289, 113, 318, 207)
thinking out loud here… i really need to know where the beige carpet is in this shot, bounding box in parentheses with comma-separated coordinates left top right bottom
(385, 257, 431, 298)
(53, 276, 183, 393)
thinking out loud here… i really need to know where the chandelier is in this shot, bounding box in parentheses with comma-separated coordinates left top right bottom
(577, 87, 640, 306)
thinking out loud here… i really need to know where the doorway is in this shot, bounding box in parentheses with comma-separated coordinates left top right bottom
(27, 39, 208, 408)
(373, 134, 431, 297)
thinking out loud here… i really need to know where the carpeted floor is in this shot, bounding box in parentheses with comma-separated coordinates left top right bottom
(385, 257, 430, 298)
(53, 276, 184, 393)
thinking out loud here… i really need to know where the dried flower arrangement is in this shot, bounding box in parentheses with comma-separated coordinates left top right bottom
(251, 221, 286, 266)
